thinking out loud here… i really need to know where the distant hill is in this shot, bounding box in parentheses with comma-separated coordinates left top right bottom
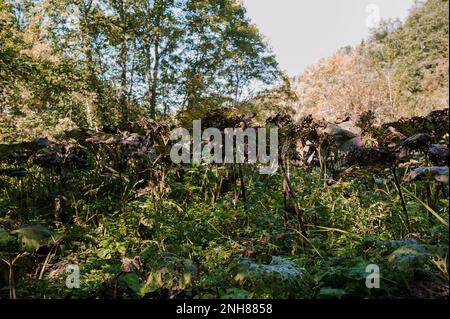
(293, 0, 449, 123)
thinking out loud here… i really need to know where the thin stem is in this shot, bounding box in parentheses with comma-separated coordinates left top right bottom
(391, 166, 411, 234)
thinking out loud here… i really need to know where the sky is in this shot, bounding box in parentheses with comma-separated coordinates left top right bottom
(242, 0, 416, 77)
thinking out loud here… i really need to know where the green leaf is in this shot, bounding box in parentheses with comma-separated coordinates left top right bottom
(345, 261, 371, 280)
(388, 247, 431, 273)
(220, 288, 249, 299)
(11, 225, 56, 252)
(118, 273, 147, 297)
(231, 256, 314, 298)
(319, 288, 348, 299)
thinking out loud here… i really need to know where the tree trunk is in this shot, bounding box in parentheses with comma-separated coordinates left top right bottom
(118, 0, 129, 128)
(150, 28, 160, 119)
(144, 4, 154, 118)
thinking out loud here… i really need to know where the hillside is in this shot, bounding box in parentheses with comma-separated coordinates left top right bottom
(294, 0, 449, 123)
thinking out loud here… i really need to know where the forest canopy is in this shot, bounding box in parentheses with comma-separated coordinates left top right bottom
(1, 0, 279, 140)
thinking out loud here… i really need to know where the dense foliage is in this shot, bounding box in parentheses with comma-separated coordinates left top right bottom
(0, 0, 449, 300)
(0, 0, 279, 139)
